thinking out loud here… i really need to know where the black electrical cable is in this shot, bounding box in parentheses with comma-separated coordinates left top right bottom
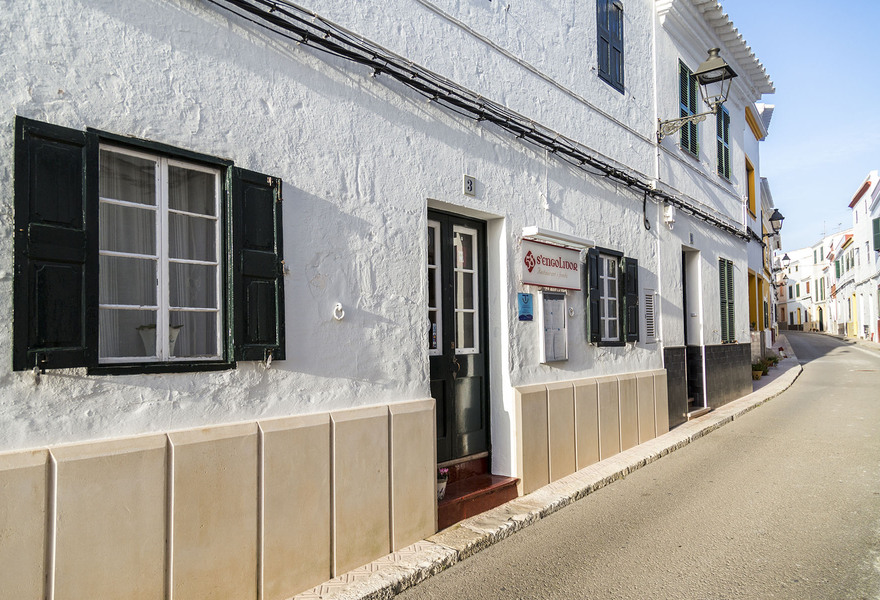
(208, 0, 749, 241)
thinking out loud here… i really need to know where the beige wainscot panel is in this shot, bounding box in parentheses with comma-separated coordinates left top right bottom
(636, 372, 657, 443)
(596, 376, 621, 460)
(618, 375, 639, 452)
(515, 384, 549, 495)
(332, 405, 390, 575)
(574, 379, 600, 469)
(546, 382, 576, 482)
(169, 423, 258, 600)
(389, 399, 435, 550)
(260, 413, 331, 600)
(53, 435, 167, 600)
(0, 450, 48, 600)
(653, 370, 670, 435)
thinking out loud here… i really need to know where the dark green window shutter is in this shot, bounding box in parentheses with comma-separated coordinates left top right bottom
(835, 260, 841, 278)
(719, 258, 735, 343)
(624, 257, 639, 342)
(679, 61, 698, 156)
(597, 1, 611, 84)
(597, 1, 624, 92)
(716, 108, 730, 178)
(725, 261, 735, 342)
(873, 217, 880, 252)
(13, 117, 98, 371)
(231, 167, 285, 361)
(587, 248, 601, 343)
(719, 259, 729, 343)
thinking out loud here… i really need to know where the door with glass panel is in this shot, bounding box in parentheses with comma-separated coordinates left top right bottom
(98, 147, 222, 363)
(427, 211, 489, 463)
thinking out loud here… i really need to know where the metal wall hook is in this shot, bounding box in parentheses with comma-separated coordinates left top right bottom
(333, 302, 345, 321)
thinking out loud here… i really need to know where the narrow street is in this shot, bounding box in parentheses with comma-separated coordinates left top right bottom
(400, 332, 880, 599)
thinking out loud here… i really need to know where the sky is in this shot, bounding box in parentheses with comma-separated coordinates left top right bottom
(719, 1, 880, 252)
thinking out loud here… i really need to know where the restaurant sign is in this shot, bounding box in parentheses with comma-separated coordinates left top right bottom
(521, 239, 581, 291)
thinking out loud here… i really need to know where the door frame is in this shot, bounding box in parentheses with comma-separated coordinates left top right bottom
(428, 208, 491, 465)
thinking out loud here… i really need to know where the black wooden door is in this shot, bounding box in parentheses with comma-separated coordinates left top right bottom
(428, 211, 489, 463)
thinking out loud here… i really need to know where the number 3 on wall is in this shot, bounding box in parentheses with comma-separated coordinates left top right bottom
(463, 175, 476, 197)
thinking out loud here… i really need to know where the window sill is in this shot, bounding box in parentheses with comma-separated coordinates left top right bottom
(678, 146, 700, 161)
(597, 340, 626, 347)
(89, 360, 235, 376)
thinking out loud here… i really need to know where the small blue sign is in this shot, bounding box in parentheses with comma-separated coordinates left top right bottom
(518, 293, 534, 321)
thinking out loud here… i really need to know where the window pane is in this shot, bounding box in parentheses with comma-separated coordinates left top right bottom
(100, 255, 156, 306)
(455, 272, 474, 310)
(169, 166, 216, 216)
(428, 267, 437, 309)
(454, 233, 473, 269)
(169, 263, 217, 309)
(100, 150, 156, 205)
(168, 213, 216, 262)
(456, 312, 475, 349)
(428, 311, 438, 351)
(170, 310, 218, 358)
(427, 226, 436, 266)
(99, 203, 156, 255)
(99, 309, 157, 358)
(607, 319, 618, 340)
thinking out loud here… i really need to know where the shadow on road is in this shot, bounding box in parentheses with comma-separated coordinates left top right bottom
(785, 330, 880, 365)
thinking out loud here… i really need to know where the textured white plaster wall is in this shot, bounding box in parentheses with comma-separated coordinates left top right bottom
(0, 0, 675, 454)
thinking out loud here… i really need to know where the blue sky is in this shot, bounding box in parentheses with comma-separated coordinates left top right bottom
(720, 1, 880, 251)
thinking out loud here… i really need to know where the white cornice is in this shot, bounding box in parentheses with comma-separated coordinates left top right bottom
(657, 0, 774, 96)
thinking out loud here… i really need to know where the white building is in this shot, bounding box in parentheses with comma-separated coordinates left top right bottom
(0, 1, 774, 598)
(849, 171, 880, 340)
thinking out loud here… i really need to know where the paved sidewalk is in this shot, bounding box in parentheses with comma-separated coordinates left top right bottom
(292, 336, 803, 600)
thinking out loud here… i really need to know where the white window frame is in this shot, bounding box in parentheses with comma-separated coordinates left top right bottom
(599, 254, 619, 342)
(427, 220, 442, 356)
(453, 224, 480, 355)
(98, 145, 222, 363)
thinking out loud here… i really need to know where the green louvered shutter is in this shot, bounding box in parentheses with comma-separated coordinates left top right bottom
(587, 248, 601, 343)
(873, 217, 880, 252)
(13, 117, 98, 371)
(680, 62, 698, 156)
(231, 167, 286, 362)
(716, 108, 730, 178)
(726, 260, 735, 341)
(597, 0, 611, 84)
(624, 257, 639, 342)
(719, 259, 726, 341)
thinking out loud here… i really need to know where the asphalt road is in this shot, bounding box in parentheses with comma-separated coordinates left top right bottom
(400, 332, 880, 599)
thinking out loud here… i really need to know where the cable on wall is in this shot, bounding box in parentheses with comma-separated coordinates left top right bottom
(207, 0, 750, 241)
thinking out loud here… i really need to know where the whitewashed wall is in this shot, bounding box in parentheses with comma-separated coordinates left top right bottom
(0, 0, 682, 455)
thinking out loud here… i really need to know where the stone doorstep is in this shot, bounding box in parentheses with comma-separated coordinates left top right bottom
(291, 359, 804, 600)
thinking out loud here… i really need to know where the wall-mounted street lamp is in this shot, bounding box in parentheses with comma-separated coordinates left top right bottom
(781, 253, 791, 269)
(658, 48, 738, 141)
(762, 209, 785, 238)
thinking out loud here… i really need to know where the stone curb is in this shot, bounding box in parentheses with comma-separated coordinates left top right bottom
(293, 353, 803, 600)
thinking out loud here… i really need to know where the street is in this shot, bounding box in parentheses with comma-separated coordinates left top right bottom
(400, 332, 880, 599)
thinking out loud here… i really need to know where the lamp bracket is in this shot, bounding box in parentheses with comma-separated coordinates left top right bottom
(657, 107, 717, 141)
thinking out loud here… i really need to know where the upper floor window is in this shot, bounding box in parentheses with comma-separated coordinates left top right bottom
(597, 0, 624, 93)
(679, 61, 698, 156)
(716, 106, 730, 179)
(13, 117, 286, 374)
(745, 157, 756, 215)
